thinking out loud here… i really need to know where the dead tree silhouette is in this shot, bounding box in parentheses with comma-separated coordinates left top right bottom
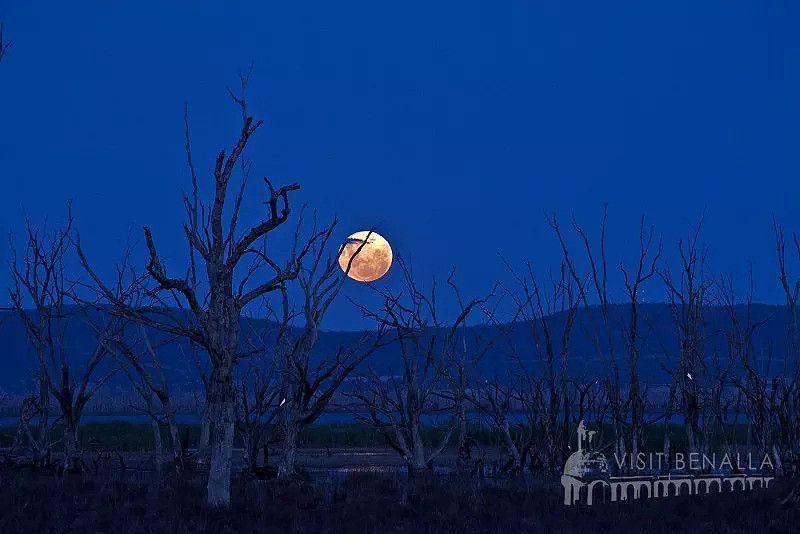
(76, 70, 324, 507)
(0, 22, 11, 63)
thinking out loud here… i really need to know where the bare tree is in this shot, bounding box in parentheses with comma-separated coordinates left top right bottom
(620, 216, 661, 461)
(7, 212, 65, 467)
(550, 208, 630, 463)
(0, 22, 11, 63)
(235, 359, 281, 475)
(453, 290, 498, 472)
(490, 259, 582, 472)
(772, 220, 800, 475)
(76, 72, 319, 506)
(549, 208, 666, 468)
(55, 308, 124, 472)
(351, 259, 490, 471)
(233, 314, 285, 475)
(704, 274, 751, 469)
(180, 340, 211, 462)
(273, 222, 394, 478)
(8, 208, 126, 471)
(466, 374, 524, 471)
(658, 221, 713, 457)
(110, 325, 186, 471)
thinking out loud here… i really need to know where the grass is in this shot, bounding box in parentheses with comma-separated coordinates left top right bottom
(0, 421, 760, 458)
(0, 422, 499, 452)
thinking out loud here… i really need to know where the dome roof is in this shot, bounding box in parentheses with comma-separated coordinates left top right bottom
(563, 450, 610, 480)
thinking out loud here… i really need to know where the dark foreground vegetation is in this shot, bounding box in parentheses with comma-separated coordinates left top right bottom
(1, 422, 798, 532)
(0, 467, 796, 534)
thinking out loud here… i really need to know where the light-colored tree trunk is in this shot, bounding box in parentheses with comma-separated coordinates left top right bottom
(207, 367, 235, 507)
(500, 420, 522, 470)
(142, 389, 163, 473)
(150, 389, 183, 469)
(278, 420, 300, 478)
(409, 413, 427, 469)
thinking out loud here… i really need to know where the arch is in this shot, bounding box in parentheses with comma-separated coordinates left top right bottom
(695, 479, 707, 494)
(612, 482, 624, 502)
(730, 478, 746, 490)
(708, 479, 721, 493)
(587, 480, 608, 506)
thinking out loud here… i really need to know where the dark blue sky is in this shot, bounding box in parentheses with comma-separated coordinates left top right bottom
(1, 1, 799, 329)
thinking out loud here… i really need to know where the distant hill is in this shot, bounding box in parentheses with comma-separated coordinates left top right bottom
(0, 303, 795, 398)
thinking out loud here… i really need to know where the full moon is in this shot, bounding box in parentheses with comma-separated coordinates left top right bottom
(338, 231, 393, 282)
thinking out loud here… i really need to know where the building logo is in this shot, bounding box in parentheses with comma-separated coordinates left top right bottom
(561, 421, 774, 506)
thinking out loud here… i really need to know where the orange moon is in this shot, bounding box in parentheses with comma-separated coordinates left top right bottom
(338, 231, 393, 282)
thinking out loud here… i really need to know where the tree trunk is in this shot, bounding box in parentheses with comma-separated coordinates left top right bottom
(156, 394, 183, 469)
(501, 420, 521, 471)
(244, 436, 257, 473)
(197, 401, 211, 466)
(612, 398, 626, 472)
(663, 407, 676, 466)
(207, 368, 235, 507)
(240, 427, 259, 473)
(456, 401, 467, 468)
(562, 392, 570, 466)
(630, 377, 642, 463)
(166, 415, 182, 469)
(772, 444, 785, 477)
(36, 361, 50, 466)
(684, 407, 700, 456)
(35, 384, 50, 466)
(63, 423, 79, 472)
(409, 414, 427, 469)
(151, 418, 163, 474)
(278, 420, 300, 479)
